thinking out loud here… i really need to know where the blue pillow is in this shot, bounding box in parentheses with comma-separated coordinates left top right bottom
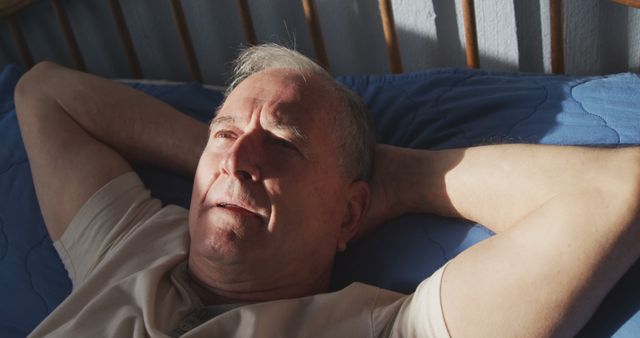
(0, 65, 72, 337)
(336, 69, 640, 337)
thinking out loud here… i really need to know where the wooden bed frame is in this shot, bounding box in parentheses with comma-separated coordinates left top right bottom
(1, 0, 640, 81)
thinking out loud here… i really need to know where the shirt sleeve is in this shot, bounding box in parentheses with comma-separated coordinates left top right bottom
(53, 172, 163, 288)
(374, 264, 451, 338)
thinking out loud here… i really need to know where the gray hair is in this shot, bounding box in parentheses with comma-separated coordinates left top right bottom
(225, 44, 376, 182)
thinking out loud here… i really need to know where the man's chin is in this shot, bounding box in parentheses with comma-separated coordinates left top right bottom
(189, 220, 262, 264)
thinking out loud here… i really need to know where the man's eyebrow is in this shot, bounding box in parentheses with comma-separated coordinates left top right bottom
(210, 115, 234, 128)
(267, 119, 309, 146)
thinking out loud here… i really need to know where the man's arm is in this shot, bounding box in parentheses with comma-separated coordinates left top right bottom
(15, 62, 208, 241)
(365, 144, 640, 337)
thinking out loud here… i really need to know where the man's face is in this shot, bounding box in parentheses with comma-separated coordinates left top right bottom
(188, 69, 361, 294)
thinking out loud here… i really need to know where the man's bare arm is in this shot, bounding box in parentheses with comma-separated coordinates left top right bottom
(364, 144, 640, 337)
(15, 62, 209, 241)
(364, 144, 637, 234)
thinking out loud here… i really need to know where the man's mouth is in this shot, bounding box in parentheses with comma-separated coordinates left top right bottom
(215, 202, 264, 220)
(217, 202, 249, 211)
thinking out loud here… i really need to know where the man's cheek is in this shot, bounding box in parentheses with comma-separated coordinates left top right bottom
(191, 171, 208, 204)
(196, 152, 221, 185)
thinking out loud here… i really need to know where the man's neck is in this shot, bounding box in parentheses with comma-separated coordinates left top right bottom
(186, 258, 332, 306)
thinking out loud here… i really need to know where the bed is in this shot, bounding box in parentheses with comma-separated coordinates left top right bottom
(1, 0, 640, 337)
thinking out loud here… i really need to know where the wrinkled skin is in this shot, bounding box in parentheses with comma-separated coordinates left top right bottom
(187, 69, 369, 303)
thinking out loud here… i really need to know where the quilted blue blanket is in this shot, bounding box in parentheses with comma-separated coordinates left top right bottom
(1, 64, 638, 337)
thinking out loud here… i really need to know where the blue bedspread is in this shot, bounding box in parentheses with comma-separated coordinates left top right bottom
(1, 64, 638, 337)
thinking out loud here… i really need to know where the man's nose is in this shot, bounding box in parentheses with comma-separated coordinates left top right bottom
(221, 133, 262, 182)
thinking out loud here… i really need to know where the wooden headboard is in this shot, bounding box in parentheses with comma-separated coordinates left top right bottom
(1, 0, 640, 84)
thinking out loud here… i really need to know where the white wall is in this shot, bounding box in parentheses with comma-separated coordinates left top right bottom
(1, 0, 638, 85)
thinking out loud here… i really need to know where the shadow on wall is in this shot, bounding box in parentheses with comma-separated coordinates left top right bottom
(0, 0, 639, 83)
(317, 0, 525, 75)
(514, 0, 545, 73)
(432, 0, 466, 69)
(564, 0, 634, 75)
(598, 0, 629, 74)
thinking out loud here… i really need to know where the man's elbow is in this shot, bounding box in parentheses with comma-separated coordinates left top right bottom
(624, 148, 640, 202)
(613, 148, 640, 198)
(14, 62, 70, 136)
(600, 148, 640, 228)
(14, 61, 62, 110)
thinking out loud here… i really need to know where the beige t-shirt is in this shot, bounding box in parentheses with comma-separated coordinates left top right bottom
(29, 172, 450, 338)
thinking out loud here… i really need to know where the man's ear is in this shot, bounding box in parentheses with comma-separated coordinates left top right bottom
(337, 180, 370, 252)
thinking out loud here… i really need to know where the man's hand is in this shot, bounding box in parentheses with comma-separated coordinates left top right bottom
(357, 144, 459, 238)
(357, 145, 408, 238)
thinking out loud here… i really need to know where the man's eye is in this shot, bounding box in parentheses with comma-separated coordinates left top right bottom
(273, 138, 297, 151)
(214, 130, 236, 139)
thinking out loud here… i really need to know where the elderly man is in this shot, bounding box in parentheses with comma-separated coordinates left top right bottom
(15, 45, 640, 337)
